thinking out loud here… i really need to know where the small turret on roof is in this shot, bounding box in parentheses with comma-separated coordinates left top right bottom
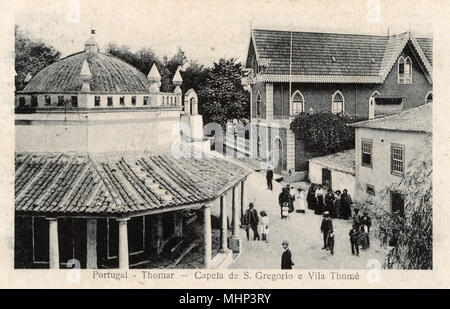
(173, 68, 183, 84)
(148, 63, 161, 92)
(79, 59, 92, 91)
(24, 73, 33, 83)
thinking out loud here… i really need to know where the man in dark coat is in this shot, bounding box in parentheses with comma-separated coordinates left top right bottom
(266, 169, 273, 191)
(243, 203, 260, 240)
(281, 240, 294, 269)
(320, 212, 333, 250)
(360, 211, 372, 248)
(349, 224, 360, 256)
(278, 187, 291, 219)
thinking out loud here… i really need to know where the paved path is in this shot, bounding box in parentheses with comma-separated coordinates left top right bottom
(230, 171, 387, 269)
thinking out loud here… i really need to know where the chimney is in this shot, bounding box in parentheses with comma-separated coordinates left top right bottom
(147, 64, 161, 93)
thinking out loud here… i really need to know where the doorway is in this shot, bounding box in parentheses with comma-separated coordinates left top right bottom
(322, 168, 332, 189)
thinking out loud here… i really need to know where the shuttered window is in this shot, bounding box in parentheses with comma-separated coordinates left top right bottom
(391, 144, 405, 176)
(361, 139, 372, 168)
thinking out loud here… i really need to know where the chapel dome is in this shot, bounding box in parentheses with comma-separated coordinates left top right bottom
(21, 41, 150, 93)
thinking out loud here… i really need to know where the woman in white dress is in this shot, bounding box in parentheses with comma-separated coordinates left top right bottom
(258, 211, 270, 242)
(295, 188, 306, 213)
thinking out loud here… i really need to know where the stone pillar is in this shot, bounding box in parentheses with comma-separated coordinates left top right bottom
(286, 129, 296, 171)
(47, 218, 59, 269)
(117, 218, 129, 269)
(266, 83, 273, 121)
(203, 205, 212, 269)
(229, 186, 241, 253)
(240, 180, 245, 226)
(86, 218, 97, 269)
(220, 194, 229, 252)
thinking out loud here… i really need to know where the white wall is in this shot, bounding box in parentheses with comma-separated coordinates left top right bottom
(354, 127, 431, 210)
(309, 161, 355, 198)
(15, 110, 181, 153)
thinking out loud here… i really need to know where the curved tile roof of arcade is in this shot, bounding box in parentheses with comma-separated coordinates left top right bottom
(21, 37, 151, 94)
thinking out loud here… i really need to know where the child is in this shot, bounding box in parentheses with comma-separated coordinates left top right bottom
(259, 211, 270, 242)
(282, 202, 289, 219)
(328, 231, 335, 255)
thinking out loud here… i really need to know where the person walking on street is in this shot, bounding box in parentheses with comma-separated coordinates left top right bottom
(243, 203, 260, 241)
(258, 211, 269, 242)
(295, 188, 306, 214)
(349, 224, 360, 256)
(288, 185, 296, 213)
(266, 169, 273, 191)
(281, 240, 294, 269)
(320, 211, 333, 250)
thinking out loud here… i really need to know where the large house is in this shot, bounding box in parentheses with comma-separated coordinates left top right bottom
(14, 32, 250, 269)
(349, 103, 432, 213)
(243, 29, 432, 172)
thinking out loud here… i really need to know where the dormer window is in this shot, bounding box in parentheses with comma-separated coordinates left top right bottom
(398, 56, 412, 84)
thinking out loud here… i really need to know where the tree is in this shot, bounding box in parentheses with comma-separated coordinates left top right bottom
(15, 25, 61, 91)
(197, 58, 249, 127)
(290, 112, 366, 155)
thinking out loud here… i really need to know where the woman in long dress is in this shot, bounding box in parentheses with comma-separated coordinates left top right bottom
(295, 188, 306, 213)
(315, 185, 325, 215)
(340, 189, 352, 219)
(307, 184, 316, 210)
(258, 211, 270, 242)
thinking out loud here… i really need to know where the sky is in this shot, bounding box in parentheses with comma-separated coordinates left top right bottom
(14, 0, 434, 66)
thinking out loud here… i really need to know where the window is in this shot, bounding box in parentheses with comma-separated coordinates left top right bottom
(361, 139, 373, 168)
(398, 56, 412, 84)
(107, 219, 118, 259)
(94, 96, 100, 107)
(57, 96, 64, 107)
(332, 91, 344, 114)
(170, 97, 173, 105)
(18, 97, 25, 107)
(45, 95, 51, 106)
(143, 96, 149, 106)
(31, 96, 38, 107)
(291, 91, 304, 115)
(32, 217, 49, 263)
(71, 96, 78, 107)
(162, 96, 165, 105)
(366, 184, 375, 196)
(391, 144, 405, 176)
(119, 96, 125, 106)
(256, 92, 262, 118)
(131, 96, 136, 106)
(425, 92, 432, 104)
(107, 96, 113, 106)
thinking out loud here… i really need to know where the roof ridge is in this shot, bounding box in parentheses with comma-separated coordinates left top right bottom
(253, 28, 390, 38)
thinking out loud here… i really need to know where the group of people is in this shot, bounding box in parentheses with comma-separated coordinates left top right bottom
(242, 203, 270, 242)
(278, 184, 306, 219)
(306, 184, 352, 219)
(349, 209, 373, 256)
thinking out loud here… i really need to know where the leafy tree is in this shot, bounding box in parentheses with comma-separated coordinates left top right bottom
(160, 48, 187, 92)
(197, 58, 249, 127)
(15, 25, 61, 91)
(290, 112, 366, 154)
(180, 60, 207, 95)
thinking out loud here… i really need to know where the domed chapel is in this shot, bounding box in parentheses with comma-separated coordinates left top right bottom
(14, 32, 249, 269)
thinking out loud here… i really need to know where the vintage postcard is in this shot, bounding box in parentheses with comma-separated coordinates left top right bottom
(0, 0, 449, 290)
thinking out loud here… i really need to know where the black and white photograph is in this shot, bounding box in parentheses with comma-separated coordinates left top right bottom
(2, 0, 448, 290)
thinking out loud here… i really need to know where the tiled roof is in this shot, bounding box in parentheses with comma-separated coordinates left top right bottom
(21, 52, 150, 93)
(349, 103, 432, 133)
(15, 152, 250, 216)
(309, 149, 355, 175)
(247, 29, 432, 83)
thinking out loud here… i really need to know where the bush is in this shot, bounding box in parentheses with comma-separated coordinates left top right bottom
(290, 112, 366, 155)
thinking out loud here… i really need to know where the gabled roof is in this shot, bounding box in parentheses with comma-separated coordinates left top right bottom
(349, 103, 432, 133)
(246, 29, 432, 84)
(15, 152, 250, 217)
